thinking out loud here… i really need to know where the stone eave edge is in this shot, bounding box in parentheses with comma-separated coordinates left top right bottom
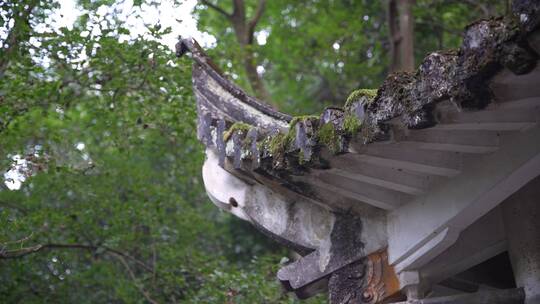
(177, 1, 540, 183)
(176, 37, 292, 123)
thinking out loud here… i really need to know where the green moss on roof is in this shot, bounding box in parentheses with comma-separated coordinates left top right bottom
(343, 114, 361, 136)
(286, 115, 319, 153)
(298, 150, 307, 165)
(289, 115, 319, 128)
(318, 123, 340, 154)
(268, 132, 289, 158)
(256, 137, 268, 152)
(345, 89, 378, 108)
(223, 122, 252, 142)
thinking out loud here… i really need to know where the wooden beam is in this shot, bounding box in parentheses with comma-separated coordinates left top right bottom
(391, 288, 524, 304)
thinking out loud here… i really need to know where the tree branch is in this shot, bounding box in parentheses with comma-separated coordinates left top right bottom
(247, 0, 266, 41)
(0, 200, 28, 215)
(443, 0, 493, 18)
(416, 20, 462, 36)
(116, 254, 159, 304)
(152, 241, 157, 285)
(462, 0, 490, 17)
(1, 232, 33, 247)
(1, 240, 160, 303)
(232, 0, 246, 21)
(0, 243, 153, 273)
(200, 0, 231, 18)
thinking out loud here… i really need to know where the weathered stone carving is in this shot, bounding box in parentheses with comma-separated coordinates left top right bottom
(512, 0, 540, 32)
(328, 250, 401, 304)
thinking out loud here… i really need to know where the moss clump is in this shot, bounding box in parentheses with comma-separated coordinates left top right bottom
(285, 115, 319, 151)
(242, 133, 256, 150)
(345, 89, 378, 109)
(289, 115, 319, 129)
(298, 150, 306, 165)
(343, 114, 361, 136)
(223, 122, 252, 142)
(284, 127, 296, 148)
(257, 137, 267, 152)
(268, 132, 289, 158)
(318, 123, 340, 154)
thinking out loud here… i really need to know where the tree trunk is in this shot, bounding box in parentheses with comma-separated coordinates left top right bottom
(202, 0, 273, 105)
(242, 47, 272, 102)
(387, 0, 415, 73)
(231, 15, 272, 103)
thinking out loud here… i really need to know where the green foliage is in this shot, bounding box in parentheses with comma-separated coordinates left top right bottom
(0, 1, 323, 303)
(414, 0, 507, 61)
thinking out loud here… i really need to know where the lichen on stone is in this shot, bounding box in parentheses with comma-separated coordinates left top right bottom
(290, 115, 320, 163)
(412, 50, 458, 106)
(360, 71, 415, 141)
(512, 0, 540, 32)
(286, 115, 318, 150)
(454, 16, 539, 108)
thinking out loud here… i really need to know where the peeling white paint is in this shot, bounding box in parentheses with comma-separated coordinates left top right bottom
(202, 149, 250, 221)
(249, 186, 288, 235)
(296, 205, 335, 272)
(202, 148, 337, 256)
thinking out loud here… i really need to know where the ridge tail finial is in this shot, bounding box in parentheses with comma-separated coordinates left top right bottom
(175, 37, 191, 58)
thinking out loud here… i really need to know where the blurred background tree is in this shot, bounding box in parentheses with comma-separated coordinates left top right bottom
(196, 0, 507, 114)
(0, 0, 506, 303)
